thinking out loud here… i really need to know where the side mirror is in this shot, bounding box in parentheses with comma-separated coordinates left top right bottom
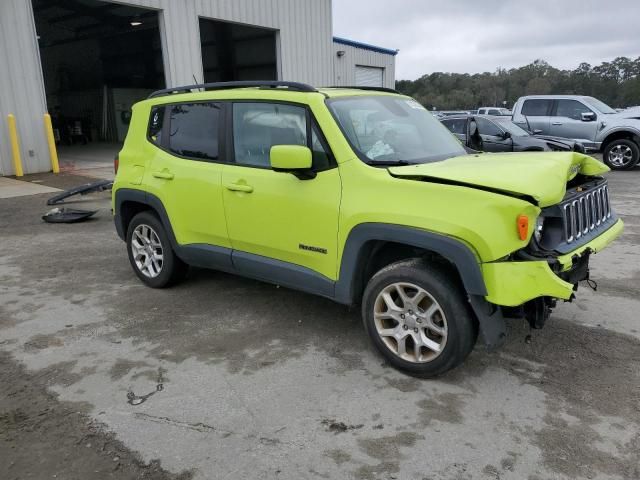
(532, 129, 543, 135)
(270, 145, 315, 179)
(581, 112, 596, 122)
(502, 131, 512, 139)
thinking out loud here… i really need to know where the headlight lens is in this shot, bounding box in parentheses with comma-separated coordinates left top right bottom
(534, 217, 545, 242)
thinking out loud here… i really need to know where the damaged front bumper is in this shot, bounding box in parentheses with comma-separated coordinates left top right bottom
(481, 219, 624, 307)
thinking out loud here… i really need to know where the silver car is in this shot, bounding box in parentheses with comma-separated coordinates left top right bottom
(512, 95, 640, 170)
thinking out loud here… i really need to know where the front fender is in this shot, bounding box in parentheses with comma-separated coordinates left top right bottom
(334, 223, 487, 305)
(597, 126, 640, 144)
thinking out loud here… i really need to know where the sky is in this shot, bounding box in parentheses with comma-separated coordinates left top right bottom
(332, 0, 640, 80)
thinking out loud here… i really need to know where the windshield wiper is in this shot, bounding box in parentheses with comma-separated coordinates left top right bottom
(366, 159, 411, 166)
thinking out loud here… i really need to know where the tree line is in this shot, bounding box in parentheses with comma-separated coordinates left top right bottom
(395, 57, 640, 111)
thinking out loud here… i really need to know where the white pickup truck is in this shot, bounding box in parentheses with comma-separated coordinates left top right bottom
(512, 95, 640, 170)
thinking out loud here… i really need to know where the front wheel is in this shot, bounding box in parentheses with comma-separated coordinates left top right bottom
(362, 259, 477, 377)
(603, 139, 640, 170)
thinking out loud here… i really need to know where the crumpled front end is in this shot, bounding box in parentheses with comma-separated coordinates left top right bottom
(477, 171, 624, 330)
(482, 218, 623, 308)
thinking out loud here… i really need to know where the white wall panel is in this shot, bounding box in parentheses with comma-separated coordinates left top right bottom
(0, 0, 49, 175)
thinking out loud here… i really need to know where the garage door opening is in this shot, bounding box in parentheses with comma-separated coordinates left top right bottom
(32, 0, 165, 176)
(355, 65, 384, 87)
(199, 18, 278, 83)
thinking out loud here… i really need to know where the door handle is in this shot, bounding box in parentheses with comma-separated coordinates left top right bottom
(225, 182, 253, 193)
(152, 170, 174, 180)
(551, 122, 563, 126)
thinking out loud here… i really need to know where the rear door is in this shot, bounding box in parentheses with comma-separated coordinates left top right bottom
(144, 102, 230, 249)
(516, 99, 552, 134)
(549, 99, 599, 142)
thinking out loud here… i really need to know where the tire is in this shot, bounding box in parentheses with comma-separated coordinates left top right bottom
(126, 211, 188, 288)
(362, 258, 477, 377)
(603, 139, 640, 170)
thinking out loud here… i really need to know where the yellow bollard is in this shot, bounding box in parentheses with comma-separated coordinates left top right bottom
(44, 113, 60, 173)
(7, 114, 24, 177)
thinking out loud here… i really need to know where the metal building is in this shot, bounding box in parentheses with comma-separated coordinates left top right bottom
(333, 37, 397, 90)
(0, 0, 397, 176)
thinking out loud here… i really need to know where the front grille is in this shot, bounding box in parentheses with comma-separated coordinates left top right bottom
(562, 184, 611, 243)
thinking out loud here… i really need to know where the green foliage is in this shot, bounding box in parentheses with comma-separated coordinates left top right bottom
(396, 57, 640, 110)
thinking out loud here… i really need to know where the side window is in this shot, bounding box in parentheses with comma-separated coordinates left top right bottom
(148, 106, 165, 145)
(521, 99, 552, 116)
(475, 117, 503, 136)
(441, 118, 466, 135)
(311, 125, 332, 170)
(488, 109, 500, 116)
(168, 103, 220, 161)
(555, 100, 593, 120)
(233, 102, 307, 167)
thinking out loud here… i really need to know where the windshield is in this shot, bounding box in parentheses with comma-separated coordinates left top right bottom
(493, 117, 530, 137)
(584, 97, 617, 114)
(327, 95, 466, 164)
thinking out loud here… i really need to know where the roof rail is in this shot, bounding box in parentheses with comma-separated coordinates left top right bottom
(325, 85, 399, 94)
(148, 81, 317, 99)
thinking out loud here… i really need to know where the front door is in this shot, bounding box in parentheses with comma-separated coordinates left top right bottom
(473, 117, 513, 152)
(221, 101, 341, 280)
(550, 99, 599, 143)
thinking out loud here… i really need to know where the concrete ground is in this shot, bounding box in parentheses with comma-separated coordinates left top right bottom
(0, 166, 639, 480)
(58, 142, 119, 180)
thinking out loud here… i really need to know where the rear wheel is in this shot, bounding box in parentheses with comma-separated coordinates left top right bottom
(126, 211, 187, 288)
(603, 139, 640, 170)
(362, 259, 477, 377)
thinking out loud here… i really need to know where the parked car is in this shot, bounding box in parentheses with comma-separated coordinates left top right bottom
(477, 107, 511, 116)
(440, 114, 584, 153)
(512, 95, 640, 169)
(438, 110, 472, 117)
(113, 81, 623, 377)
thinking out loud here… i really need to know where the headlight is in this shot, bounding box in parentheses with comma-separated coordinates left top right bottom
(534, 217, 545, 242)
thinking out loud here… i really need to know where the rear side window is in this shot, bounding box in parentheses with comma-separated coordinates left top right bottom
(168, 103, 220, 161)
(521, 99, 552, 116)
(148, 106, 165, 145)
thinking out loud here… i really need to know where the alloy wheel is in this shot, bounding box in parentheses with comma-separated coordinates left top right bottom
(373, 282, 448, 363)
(130, 224, 164, 278)
(608, 144, 634, 167)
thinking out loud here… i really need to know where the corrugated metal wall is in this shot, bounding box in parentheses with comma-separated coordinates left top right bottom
(333, 42, 396, 90)
(118, 0, 334, 87)
(0, 0, 396, 175)
(0, 0, 49, 175)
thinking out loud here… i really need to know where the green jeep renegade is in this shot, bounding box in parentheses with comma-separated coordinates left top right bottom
(112, 81, 623, 377)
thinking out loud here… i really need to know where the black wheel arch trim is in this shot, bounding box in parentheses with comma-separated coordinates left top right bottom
(334, 223, 488, 304)
(114, 188, 179, 249)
